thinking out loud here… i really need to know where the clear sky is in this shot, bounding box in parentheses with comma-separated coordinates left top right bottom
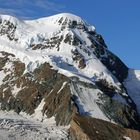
(0, 0, 139, 69)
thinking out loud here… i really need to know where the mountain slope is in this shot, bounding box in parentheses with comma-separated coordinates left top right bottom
(124, 69, 140, 114)
(0, 13, 140, 139)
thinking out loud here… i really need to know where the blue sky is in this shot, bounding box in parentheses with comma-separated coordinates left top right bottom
(0, 0, 139, 69)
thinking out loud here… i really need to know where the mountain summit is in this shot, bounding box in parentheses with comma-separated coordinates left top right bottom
(0, 13, 140, 140)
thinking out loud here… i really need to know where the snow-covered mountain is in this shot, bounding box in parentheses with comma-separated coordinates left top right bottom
(0, 13, 140, 139)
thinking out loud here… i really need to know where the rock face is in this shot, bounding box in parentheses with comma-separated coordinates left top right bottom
(70, 115, 140, 140)
(0, 13, 140, 139)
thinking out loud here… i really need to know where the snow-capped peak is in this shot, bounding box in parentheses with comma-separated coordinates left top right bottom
(28, 13, 94, 29)
(0, 13, 125, 92)
(33, 13, 84, 24)
(0, 13, 140, 139)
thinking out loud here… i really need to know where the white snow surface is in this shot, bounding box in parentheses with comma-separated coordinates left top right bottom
(124, 69, 140, 114)
(70, 83, 112, 122)
(11, 85, 22, 97)
(0, 110, 69, 140)
(0, 71, 5, 85)
(123, 136, 131, 140)
(32, 99, 46, 121)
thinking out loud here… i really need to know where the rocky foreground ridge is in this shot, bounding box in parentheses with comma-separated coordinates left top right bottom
(0, 13, 140, 140)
